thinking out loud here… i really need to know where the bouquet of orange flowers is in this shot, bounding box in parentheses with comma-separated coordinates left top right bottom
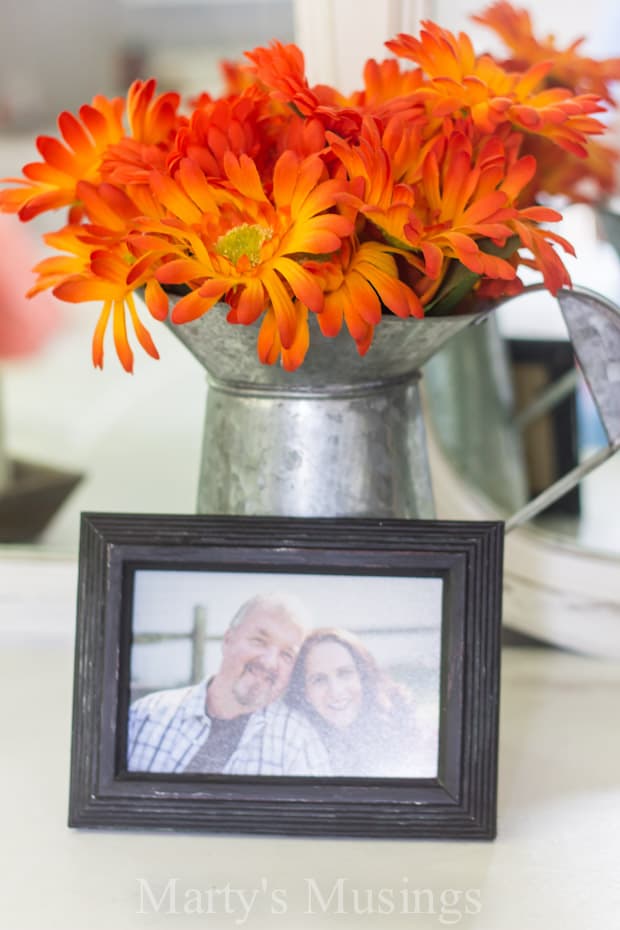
(1, 2, 619, 372)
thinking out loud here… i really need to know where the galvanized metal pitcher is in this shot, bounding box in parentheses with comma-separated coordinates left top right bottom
(171, 304, 491, 518)
(170, 286, 620, 526)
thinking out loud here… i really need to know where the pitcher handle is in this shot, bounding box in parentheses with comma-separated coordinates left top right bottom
(504, 285, 620, 532)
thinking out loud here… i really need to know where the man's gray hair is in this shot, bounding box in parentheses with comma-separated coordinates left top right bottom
(228, 592, 311, 633)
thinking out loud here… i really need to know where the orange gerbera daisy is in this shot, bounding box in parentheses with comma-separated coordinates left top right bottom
(246, 42, 427, 135)
(97, 78, 185, 185)
(473, 2, 620, 102)
(29, 180, 168, 371)
(0, 79, 184, 222)
(327, 116, 437, 251)
(517, 134, 619, 203)
(313, 239, 424, 355)
(166, 87, 283, 181)
(31, 223, 163, 372)
(245, 41, 363, 137)
(387, 22, 607, 156)
(129, 150, 353, 369)
(402, 131, 573, 293)
(0, 95, 124, 221)
(360, 58, 423, 110)
(403, 133, 518, 280)
(55, 242, 161, 372)
(470, 2, 620, 200)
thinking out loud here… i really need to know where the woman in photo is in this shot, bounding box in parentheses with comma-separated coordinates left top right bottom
(286, 628, 436, 778)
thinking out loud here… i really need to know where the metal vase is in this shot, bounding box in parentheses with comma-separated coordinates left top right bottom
(170, 304, 490, 519)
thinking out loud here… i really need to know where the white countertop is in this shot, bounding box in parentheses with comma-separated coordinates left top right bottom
(1, 637, 618, 930)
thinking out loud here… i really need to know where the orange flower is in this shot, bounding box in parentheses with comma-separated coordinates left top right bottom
(30, 222, 162, 372)
(0, 80, 184, 221)
(518, 135, 619, 202)
(473, 2, 620, 102)
(403, 134, 520, 278)
(99, 79, 185, 185)
(27, 226, 94, 298)
(509, 205, 574, 293)
(387, 22, 607, 156)
(360, 58, 423, 110)
(55, 243, 161, 372)
(166, 87, 284, 181)
(246, 43, 427, 135)
(0, 95, 124, 221)
(404, 132, 573, 293)
(130, 151, 353, 369)
(254, 302, 310, 372)
(126, 78, 182, 145)
(311, 240, 423, 356)
(0, 11, 613, 374)
(471, 2, 620, 200)
(331, 119, 573, 297)
(327, 116, 433, 250)
(29, 181, 168, 371)
(245, 41, 363, 137)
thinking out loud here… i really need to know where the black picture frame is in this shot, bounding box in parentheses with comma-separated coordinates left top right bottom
(69, 513, 503, 840)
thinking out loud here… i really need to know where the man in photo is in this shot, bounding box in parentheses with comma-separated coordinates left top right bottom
(127, 593, 329, 776)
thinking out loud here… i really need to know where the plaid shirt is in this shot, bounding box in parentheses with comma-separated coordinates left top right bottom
(127, 681, 331, 776)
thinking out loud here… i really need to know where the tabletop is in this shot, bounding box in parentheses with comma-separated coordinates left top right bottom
(0, 627, 618, 930)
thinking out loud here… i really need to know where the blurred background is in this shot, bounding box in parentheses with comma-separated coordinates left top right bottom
(0, 0, 295, 128)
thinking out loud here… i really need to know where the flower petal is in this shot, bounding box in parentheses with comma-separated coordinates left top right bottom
(273, 257, 324, 313)
(113, 299, 134, 373)
(145, 279, 169, 321)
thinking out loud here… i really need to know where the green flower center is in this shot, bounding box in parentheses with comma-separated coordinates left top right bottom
(215, 223, 272, 267)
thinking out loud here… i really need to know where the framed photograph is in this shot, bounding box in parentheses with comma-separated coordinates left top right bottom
(69, 514, 503, 839)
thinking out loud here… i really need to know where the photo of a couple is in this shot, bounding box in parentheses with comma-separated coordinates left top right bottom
(127, 573, 441, 780)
